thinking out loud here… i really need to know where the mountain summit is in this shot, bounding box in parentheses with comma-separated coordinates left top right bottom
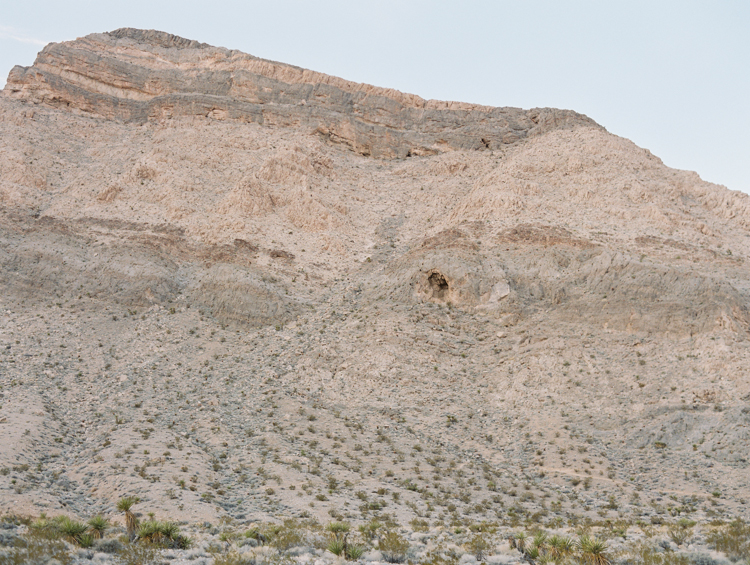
(4, 28, 598, 158)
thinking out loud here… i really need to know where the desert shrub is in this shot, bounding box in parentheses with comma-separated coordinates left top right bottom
(358, 520, 381, 542)
(213, 551, 256, 565)
(621, 543, 691, 565)
(244, 520, 313, 552)
(245, 526, 267, 544)
(219, 547, 294, 565)
(0, 515, 32, 526)
(379, 531, 409, 563)
(28, 515, 63, 539)
(707, 518, 750, 562)
(0, 533, 73, 565)
(271, 527, 304, 552)
(113, 542, 160, 565)
(94, 537, 124, 554)
(466, 534, 491, 560)
(410, 518, 429, 533)
(326, 521, 350, 535)
(668, 518, 696, 546)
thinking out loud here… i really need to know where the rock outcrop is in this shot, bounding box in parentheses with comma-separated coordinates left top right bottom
(3, 28, 598, 158)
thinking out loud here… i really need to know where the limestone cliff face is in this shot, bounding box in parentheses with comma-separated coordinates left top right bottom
(2, 28, 599, 158)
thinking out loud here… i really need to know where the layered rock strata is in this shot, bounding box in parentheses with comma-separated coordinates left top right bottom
(4, 28, 598, 158)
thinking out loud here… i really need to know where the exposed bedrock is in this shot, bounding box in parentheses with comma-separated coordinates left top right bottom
(3, 28, 599, 158)
(378, 226, 750, 336)
(0, 213, 298, 328)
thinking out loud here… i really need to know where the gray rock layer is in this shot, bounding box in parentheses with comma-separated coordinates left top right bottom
(3, 28, 600, 158)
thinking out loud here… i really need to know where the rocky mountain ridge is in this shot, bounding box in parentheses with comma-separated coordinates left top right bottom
(4, 28, 597, 158)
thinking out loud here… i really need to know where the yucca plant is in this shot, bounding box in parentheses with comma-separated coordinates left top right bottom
(87, 515, 108, 539)
(117, 496, 139, 541)
(60, 517, 88, 545)
(328, 537, 346, 556)
(559, 536, 576, 558)
(326, 521, 351, 558)
(514, 532, 528, 554)
(578, 535, 611, 565)
(138, 520, 166, 544)
(545, 534, 575, 559)
(346, 544, 365, 561)
(137, 520, 188, 548)
(532, 531, 548, 553)
(546, 534, 563, 559)
(78, 533, 94, 548)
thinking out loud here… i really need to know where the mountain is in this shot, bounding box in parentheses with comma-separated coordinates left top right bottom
(0, 27, 748, 549)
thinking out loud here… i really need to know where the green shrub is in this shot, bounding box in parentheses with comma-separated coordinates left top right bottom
(707, 518, 750, 562)
(622, 542, 691, 565)
(359, 520, 382, 541)
(667, 519, 695, 546)
(212, 551, 255, 565)
(466, 534, 490, 560)
(0, 533, 72, 565)
(410, 518, 429, 533)
(379, 531, 409, 564)
(272, 527, 304, 552)
(326, 521, 351, 535)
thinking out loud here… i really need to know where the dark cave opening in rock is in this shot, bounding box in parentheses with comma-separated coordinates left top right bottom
(428, 271, 449, 300)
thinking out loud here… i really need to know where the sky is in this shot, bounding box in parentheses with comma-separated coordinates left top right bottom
(1, 1, 748, 193)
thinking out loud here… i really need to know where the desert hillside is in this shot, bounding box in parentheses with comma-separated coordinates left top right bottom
(0, 28, 748, 565)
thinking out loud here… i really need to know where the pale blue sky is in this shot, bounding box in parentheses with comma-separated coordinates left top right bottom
(1, 1, 748, 193)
